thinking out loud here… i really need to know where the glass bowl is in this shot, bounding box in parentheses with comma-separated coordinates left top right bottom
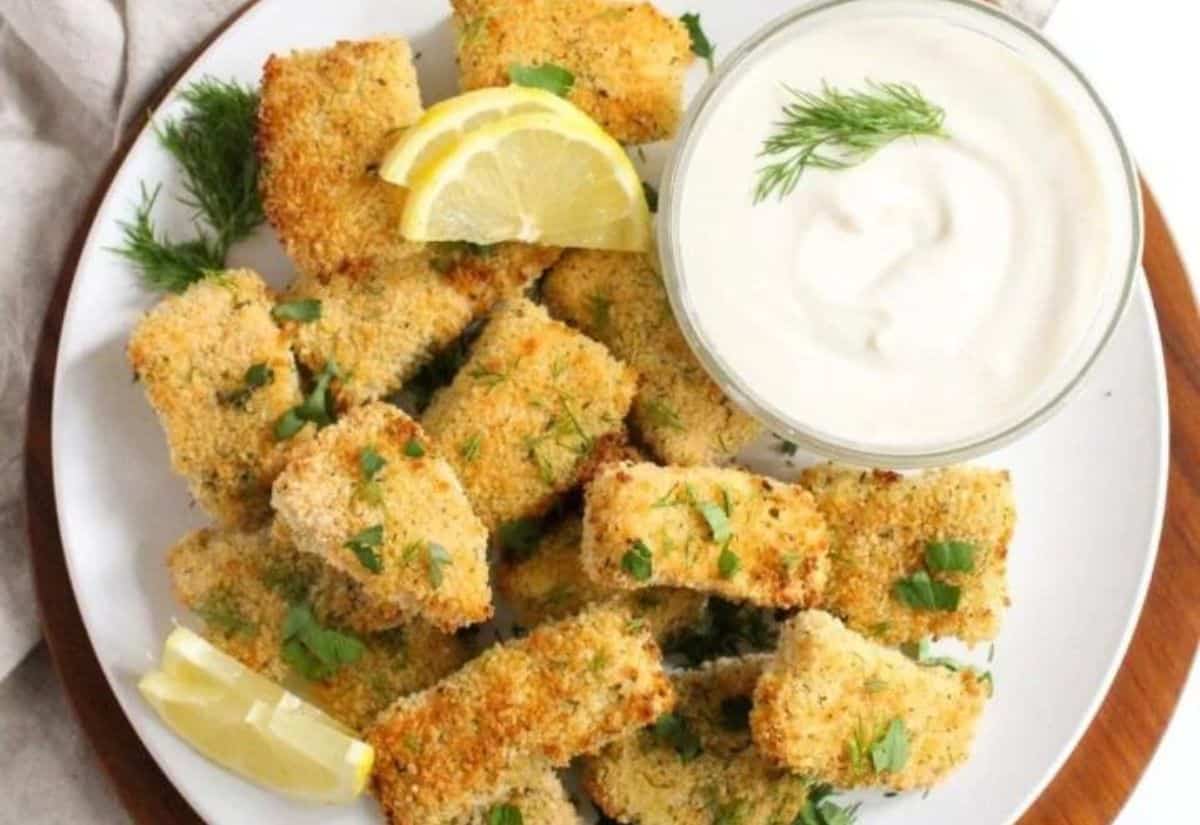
(657, 0, 1143, 468)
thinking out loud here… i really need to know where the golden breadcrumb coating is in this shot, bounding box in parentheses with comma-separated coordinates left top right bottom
(751, 611, 988, 790)
(451, 0, 693, 143)
(258, 38, 423, 279)
(452, 772, 582, 825)
(801, 464, 1015, 645)
(581, 462, 829, 608)
(288, 244, 561, 406)
(583, 656, 811, 825)
(497, 516, 706, 641)
(367, 605, 675, 824)
(271, 403, 492, 632)
(422, 299, 637, 529)
(166, 526, 468, 731)
(259, 38, 561, 403)
(127, 269, 306, 529)
(544, 251, 761, 465)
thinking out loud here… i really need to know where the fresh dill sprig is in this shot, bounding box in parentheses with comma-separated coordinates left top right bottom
(114, 77, 262, 292)
(114, 184, 224, 293)
(754, 80, 948, 203)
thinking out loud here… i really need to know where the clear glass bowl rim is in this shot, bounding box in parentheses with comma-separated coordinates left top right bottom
(656, 0, 1145, 469)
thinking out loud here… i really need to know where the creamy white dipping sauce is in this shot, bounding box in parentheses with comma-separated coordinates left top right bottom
(672, 12, 1129, 453)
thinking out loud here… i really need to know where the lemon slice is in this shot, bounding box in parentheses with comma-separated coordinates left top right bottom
(380, 85, 592, 187)
(401, 112, 651, 251)
(139, 627, 373, 803)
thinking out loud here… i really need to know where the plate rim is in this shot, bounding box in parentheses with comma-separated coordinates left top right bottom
(24, 2, 1196, 824)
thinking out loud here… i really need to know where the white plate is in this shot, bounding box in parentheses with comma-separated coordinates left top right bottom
(50, 1, 1168, 823)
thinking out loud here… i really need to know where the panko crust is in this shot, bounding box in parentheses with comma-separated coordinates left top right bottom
(421, 298, 637, 530)
(451, 772, 582, 825)
(497, 516, 706, 641)
(271, 402, 492, 632)
(801, 464, 1015, 645)
(583, 656, 812, 825)
(367, 605, 676, 824)
(581, 462, 830, 608)
(451, 0, 693, 144)
(258, 38, 423, 279)
(544, 251, 761, 465)
(167, 526, 468, 731)
(750, 610, 988, 790)
(127, 269, 306, 529)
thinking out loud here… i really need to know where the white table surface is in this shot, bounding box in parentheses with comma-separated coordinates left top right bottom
(0, 1, 1193, 823)
(1047, 1, 1199, 822)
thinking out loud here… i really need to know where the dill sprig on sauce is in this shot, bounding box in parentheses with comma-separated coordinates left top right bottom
(114, 77, 263, 292)
(753, 80, 948, 203)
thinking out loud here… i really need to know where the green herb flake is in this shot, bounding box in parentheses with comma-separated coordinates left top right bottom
(460, 433, 483, 462)
(345, 525, 384, 574)
(428, 542, 452, 588)
(195, 589, 256, 638)
(621, 539, 654, 582)
(717, 543, 740, 579)
(403, 438, 426, 458)
(775, 437, 799, 457)
(508, 62, 575, 97)
(696, 500, 732, 544)
(360, 446, 387, 481)
(924, 539, 977, 573)
(498, 518, 543, 561)
(587, 292, 613, 334)
(652, 712, 702, 763)
(280, 603, 364, 681)
(754, 80, 948, 203)
(643, 397, 685, 431)
(719, 695, 752, 731)
(798, 784, 861, 825)
(680, 12, 715, 72)
(244, 363, 274, 387)
(272, 298, 322, 323)
(869, 718, 910, 774)
(893, 569, 961, 611)
(273, 408, 306, 441)
(487, 804, 523, 825)
(642, 181, 659, 213)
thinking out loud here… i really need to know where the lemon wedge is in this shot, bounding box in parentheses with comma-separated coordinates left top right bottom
(380, 85, 592, 187)
(401, 112, 651, 251)
(139, 626, 374, 803)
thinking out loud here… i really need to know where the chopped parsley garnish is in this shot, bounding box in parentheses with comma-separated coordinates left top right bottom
(663, 598, 779, 665)
(719, 695, 752, 731)
(797, 784, 860, 825)
(217, 362, 274, 409)
(643, 397, 684, 431)
(273, 409, 305, 440)
(276, 360, 340, 439)
(717, 543, 740, 579)
(360, 446, 387, 480)
(924, 539, 976, 572)
(427, 542, 452, 588)
(775, 437, 799, 456)
(272, 298, 322, 323)
(587, 292, 613, 334)
(195, 589, 255, 638)
(260, 561, 315, 604)
(652, 713, 702, 762)
(280, 604, 364, 681)
(487, 804, 523, 825)
(403, 438, 425, 458)
(902, 637, 994, 692)
(893, 569, 960, 611)
(345, 525, 384, 574)
(642, 181, 659, 213)
(621, 539, 654, 581)
(869, 718, 909, 773)
(680, 12, 715, 72)
(469, 365, 508, 387)
(497, 518, 543, 561)
(697, 499, 732, 544)
(508, 62, 575, 97)
(245, 363, 273, 387)
(460, 433, 483, 462)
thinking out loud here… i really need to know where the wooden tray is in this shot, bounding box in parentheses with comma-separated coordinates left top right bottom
(23, 4, 1200, 823)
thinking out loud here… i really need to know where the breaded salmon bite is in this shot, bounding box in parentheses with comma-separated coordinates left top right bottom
(421, 298, 637, 530)
(454, 772, 581, 825)
(450, 0, 693, 144)
(544, 251, 761, 465)
(259, 38, 562, 404)
(581, 462, 830, 608)
(366, 605, 676, 824)
(751, 610, 988, 790)
(271, 402, 492, 632)
(497, 516, 706, 641)
(582, 656, 812, 825)
(167, 526, 469, 731)
(127, 269, 306, 529)
(800, 464, 1015, 645)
